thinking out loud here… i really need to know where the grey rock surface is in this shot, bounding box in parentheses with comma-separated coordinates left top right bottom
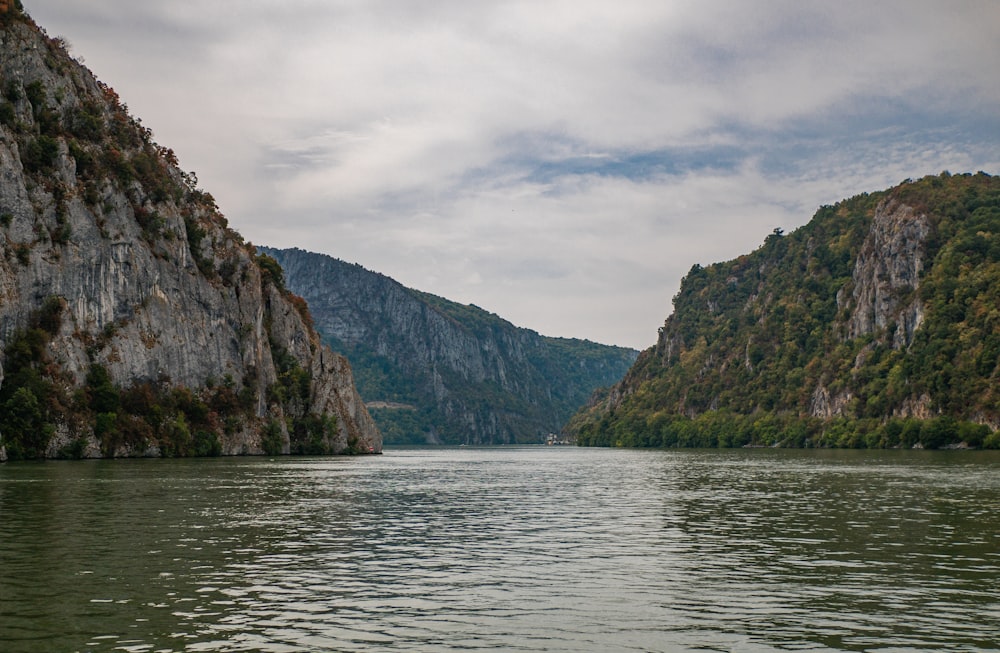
(0, 14, 379, 457)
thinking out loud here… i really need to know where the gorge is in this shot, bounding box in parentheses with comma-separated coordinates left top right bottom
(261, 247, 637, 445)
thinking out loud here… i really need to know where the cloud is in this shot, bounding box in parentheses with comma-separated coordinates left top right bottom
(26, 0, 1000, 348)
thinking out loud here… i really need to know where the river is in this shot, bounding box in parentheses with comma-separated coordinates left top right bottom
(1, 447, 998, 652)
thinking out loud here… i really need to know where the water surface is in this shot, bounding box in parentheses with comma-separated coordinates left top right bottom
(1, 447, 998, 651)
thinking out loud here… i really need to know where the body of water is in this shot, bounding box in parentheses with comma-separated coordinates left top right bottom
(1, 447, 999, 652)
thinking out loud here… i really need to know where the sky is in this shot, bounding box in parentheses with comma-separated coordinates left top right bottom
(26, 1, 1000, 350)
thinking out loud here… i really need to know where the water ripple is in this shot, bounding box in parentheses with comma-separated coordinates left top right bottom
(2, 449, 999, 651)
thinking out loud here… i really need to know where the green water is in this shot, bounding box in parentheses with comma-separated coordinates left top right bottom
(1, 448, 998, 651)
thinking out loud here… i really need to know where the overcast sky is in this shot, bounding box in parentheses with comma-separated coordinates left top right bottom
(27, 1, 1000, 349)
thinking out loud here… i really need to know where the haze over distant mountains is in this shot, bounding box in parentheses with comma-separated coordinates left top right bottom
(262, 247, 638, 445)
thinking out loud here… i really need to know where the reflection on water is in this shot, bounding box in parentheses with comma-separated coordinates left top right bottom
(1, 448, 999, 652)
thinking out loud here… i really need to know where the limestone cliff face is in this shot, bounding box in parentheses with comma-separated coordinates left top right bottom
(811, 198, 932, 418)
(262, 247, 638, 445)
(843, 198, 929, 347)
(0, 12, 379, 458)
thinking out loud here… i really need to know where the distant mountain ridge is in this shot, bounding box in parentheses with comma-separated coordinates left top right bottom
(261, 247, 639, 444)
(567, 173, 1000, 449)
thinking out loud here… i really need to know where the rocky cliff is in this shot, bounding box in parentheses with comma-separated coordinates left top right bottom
(0, 8, 380, 459)
(567, 173, 1000, 449)
(261, 247, 638, 445)
(844, 198, 929, 347)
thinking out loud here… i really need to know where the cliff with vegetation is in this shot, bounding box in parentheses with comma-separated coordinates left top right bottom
(0, 8, 380, 460)
(567, 173, 1000, 449)
(261, 247, 638, 445)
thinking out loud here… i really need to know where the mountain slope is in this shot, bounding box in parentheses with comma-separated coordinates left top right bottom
(0, 7, 380, 459)
(261, 247, 638, 444)
(566, 172, 1000, 449)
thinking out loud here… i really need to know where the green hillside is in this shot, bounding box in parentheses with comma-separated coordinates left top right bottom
(566, 172, 1000, 449)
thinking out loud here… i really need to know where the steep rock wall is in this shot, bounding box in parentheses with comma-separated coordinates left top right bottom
(843, 198, 929, 347)
(0, 13, 379, 458)
(812, 198, 932, 418)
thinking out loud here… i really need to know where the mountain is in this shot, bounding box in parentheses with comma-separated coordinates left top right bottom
(0, 6, 380, 460)
(566, 172, 1000, 449)
(260, 247, 639, 445)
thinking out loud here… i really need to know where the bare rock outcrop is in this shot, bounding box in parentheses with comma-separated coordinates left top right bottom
(843, 198, 929, 347)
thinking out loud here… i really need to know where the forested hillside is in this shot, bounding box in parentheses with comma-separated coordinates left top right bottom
(567, 172, 1000, 449)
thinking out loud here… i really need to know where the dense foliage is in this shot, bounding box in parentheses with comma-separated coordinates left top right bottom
(566, 173, 1000, 449)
